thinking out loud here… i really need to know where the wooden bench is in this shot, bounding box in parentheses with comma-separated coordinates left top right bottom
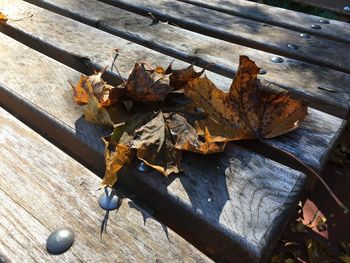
(0, 106, 211, 262)
(0, 0, 349, 262)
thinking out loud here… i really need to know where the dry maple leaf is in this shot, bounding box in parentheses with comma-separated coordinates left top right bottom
(101, 135, 134, 188)
(125, 63, 173, 102)
(70, 72, 125, 107)
(84, 93, 114, 126)
(101, 112, 154, 187)
(184, 55, 308, 141)
(166, 62, 205, 90)
(0, 12, 7, 24)
(165, 112, 226, 154)
(131, 111, 182, 176)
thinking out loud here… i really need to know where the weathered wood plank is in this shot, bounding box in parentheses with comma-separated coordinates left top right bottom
(97, 0, 350, 73)
(0, 106, 211, 262)
(177, 0, 350, 44)
(0, 24, 310, 262)
(22, 0, 350, 119)
(0, 2, 345, 172)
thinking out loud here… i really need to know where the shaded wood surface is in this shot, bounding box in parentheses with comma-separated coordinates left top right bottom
(177, 0, 350, 44)
(22, 0, 350, 118)
(98, 0, 350, 73)
(0, 106, 211, 262)
(0, 22, 311, 262)
(292, 0, 350, 15)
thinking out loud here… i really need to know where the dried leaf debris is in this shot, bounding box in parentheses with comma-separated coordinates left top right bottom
(70, 55, 308, 187)
(0, 12, 7, 24)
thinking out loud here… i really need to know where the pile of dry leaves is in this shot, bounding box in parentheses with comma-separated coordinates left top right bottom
(70, 56, 308, 187)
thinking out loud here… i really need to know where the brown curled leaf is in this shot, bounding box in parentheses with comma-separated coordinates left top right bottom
(101, 136, 134, 188)
(165, 113, 226, 154)
(131, 111, 182, 176)
(84, 93, 114, 126)
(125, 63, 172, 102)
(184, 55, 308, 141)
(166, 62, 205, 90)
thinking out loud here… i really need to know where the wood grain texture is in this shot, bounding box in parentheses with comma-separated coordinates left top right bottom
(0, 27, 310, 262)
(0, 106, 211, 263)
(0, 3, 345, 172)
(0, 104, 307, 262)
(22, 0, 350, 118)
(177, 0, 350, 44)
(98, 0, 350, 74)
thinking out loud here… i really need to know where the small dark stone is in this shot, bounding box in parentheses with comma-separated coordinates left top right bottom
(270, 57, 284, 63)
(299, 33, 311, 39)
(310, 24, 321, 29)
(46, 228, 74, 255)
(287, 44, 299, 50)
(99, 188, 120, 211)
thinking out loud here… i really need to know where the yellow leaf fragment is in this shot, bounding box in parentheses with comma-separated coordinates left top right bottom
(101, 137, 134, 188)
(0, 12, 7, 24)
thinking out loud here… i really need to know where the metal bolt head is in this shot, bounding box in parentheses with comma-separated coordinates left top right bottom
(46, 228, 74, 255)
(287, 44, 299, 50)
(344, 6, 350, 13)
(270, 57, 284, 63)
(299, 33, 311, 38)
(136, 161, 152, 173)
(258, 68, 267, 75)
(319, 19, 329, 24)
(99, 188, 120, 211)
(310, 24, 321, 29)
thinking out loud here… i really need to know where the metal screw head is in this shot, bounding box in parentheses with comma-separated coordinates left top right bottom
(99, 188, 120, 211)
(344, 6, 350, 13)
(299, 33, 311, 38)
(319, 19, 329, 24)
(258, 68, 267, 75)
(310, 24, 321, 29)
(46, 228, 74, 255)
(137, 161, 152, 173)
(287, 44, 299, 50)
(270, 57, 284, 63)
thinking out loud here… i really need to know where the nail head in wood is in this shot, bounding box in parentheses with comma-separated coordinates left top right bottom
(319, 19, 329, 24)
(310, 24, 321, 29)
(99, 188, 120, 211)
(46, 228, 74, 255)
(258, 68, 267, 75)
(299, 33, 311, 38)
(270, 57, 284, 63)
(137, 161, 152, 173)
(287, 44, 299, 50)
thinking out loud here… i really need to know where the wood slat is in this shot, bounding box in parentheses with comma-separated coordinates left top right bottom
(0, 0, 345, 172)
(177, 0, 350, 44)
(22, 0, 350, 119)
(0, 106, 211, 262)
(0, 19, 309, 263)
(96, 0, 350, 74)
